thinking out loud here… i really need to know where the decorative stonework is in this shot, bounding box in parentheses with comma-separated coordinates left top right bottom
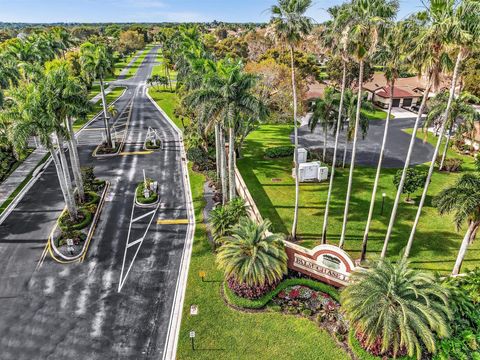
(285, 243, 355, 287)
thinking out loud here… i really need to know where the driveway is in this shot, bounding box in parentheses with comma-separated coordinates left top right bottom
(0, 47, 192, 359)
(296, 117, 435, 168)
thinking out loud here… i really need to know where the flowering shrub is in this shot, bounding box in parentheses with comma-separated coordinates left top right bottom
(272, 285, 346, 324)
(227, 277, 278, 299)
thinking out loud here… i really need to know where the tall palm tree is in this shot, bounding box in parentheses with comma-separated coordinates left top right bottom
(270, 0, 313, 240)
(80, 42, 114, 147)
(361, 22, 405, 261)
(433, 174, 480, 275)
(426, 90, 480, 169)
(185, 61, 266, 202)
(320, 4, 352, 244)
(402, 0, 480, 260)
(338, 0, 398, 248)
(341, 259, 451, 359)
(308, 87, 338, 161)
(382, 5, 453, 258)
(44, 59, 90, 203)
(216, 217, 287, 287)
(5, 80, 78, 220)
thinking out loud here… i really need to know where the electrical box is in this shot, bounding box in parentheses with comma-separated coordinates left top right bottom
(292, 161, 329, 182)
(295, 148, 308, 164)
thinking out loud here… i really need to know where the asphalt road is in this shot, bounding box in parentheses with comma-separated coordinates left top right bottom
(0, 47, 190, 359)
(297, 117, 435, 168)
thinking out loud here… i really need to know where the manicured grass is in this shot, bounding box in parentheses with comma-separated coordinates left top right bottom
(362, 108, 394, 120)
(88, 84, 101, 100)
(177, 165, 350, 360)
(236, 124, 480, 274)
(125, 49, 148, 78)
(148, 88, 188, 130)
(73, 87, 126, 131)
(151, 50, 178, 80)
(105, 50, 140, 82)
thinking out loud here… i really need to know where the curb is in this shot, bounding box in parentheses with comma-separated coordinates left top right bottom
(92, 97, 133, 158)
(146, 88, 196, 360)
(48, 181, 110, 264)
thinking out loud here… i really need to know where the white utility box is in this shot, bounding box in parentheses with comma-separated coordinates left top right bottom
(292, 161, 329, 182)
(295, 147, 308, 164)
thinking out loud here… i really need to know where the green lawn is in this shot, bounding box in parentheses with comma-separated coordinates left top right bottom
(177, 165, 350, 360)
(73, 87, 126, 131)
(236, 124, 480, 274)
(124, 49, 148, 78)
(151, 50, 178, 80)
(362, 108, 393, 120)
(148, 88, 188, 130)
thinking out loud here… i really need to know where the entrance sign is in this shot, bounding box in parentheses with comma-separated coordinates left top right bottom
(284, 243, 355, 287)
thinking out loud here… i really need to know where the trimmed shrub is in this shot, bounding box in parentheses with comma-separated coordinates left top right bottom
(264, 145, 295, 159)
(187, 146, 214, 171)
(136, 180, 158, 204)
(227, 277, 278, 300)
(59, 207, 93, 231)
(436, 156, 462, 172)
(82, 191, 100, 206)
(224, 277, 340, 309)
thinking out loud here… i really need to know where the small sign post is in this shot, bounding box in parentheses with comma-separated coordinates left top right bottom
(190, 305, 198, 315)
(198, 271, 206, 282)
(189, 331, 196, 350)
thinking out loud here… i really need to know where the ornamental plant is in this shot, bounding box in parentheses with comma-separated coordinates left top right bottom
(216, 217, 287, 298)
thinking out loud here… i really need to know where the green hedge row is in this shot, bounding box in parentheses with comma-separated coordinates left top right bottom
(224, 277, 340, 309)
(136, 182, 158, 204)
(348, 330, 414, 360)
(264, 145, 295, 159)
(59, 207, 93, 231)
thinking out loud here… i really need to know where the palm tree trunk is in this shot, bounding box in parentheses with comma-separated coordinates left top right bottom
(361, 78, 395, 261)
(342, 139, 348, 168)
(403, 53, 463, 260)
(50, 144, 77, 220)
(99, 77, 112, 148)
(66, 117, 85, 202)
(215, 123, 221, 182)
(321, 61, 347, 244)
(228, 125, 236, 201)
(290, 45, 300, 240)
(220, 126, 228, 204)
(439, 121, 454, 171)
(323, 124, 327, 162)
(339, 60, 364, 248)
(452, 221, 478, 275)
(381, 75, 433, 258)
(57, 134, 76, 211)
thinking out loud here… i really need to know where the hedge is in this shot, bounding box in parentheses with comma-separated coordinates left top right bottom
(59, 207, 93, 231)
(264, 145, 295, 159)
(135, 182, 158, 204)
(348, 330, 414, 360)
(83, 191, 100, 206)
(224, 277, 340, 309)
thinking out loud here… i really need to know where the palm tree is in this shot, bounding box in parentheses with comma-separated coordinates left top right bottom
(308, 87, 338, 161)
(340, 89, 372, 168)
(216, 217, 287, 288)
(80, 42, 114, 148)
(270, 0, 313, 240)
(433, 174, 480, 275)
(185, 61, 266, 202)
(338, 0, 398, 248)
(402, 0, 480, 260)
(320, 4, 352, 244)
(427, 91, 480, 170)
(341, 259, 451, 359)
(361, 22, 405, 261)
(5, 80, 78, 220)
(382, 4, 453, 258)
(43, 59, 90, 203)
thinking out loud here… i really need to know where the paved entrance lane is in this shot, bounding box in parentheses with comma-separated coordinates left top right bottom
(0, 46, 191, 359)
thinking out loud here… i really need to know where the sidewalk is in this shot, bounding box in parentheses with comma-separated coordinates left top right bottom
(0, 148, 48, 207)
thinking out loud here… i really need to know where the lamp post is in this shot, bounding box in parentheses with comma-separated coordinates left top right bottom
(381, 193, 386, 215)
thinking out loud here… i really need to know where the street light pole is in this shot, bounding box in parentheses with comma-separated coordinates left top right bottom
(381, 193, 386, 216)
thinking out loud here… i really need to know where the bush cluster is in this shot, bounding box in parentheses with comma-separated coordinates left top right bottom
(187, 146, 214, 171)
(264, 145, 295, 159)
(227, 277, 278, 299)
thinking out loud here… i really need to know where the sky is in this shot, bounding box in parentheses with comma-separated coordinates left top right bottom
(0, 0, 426, 24)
